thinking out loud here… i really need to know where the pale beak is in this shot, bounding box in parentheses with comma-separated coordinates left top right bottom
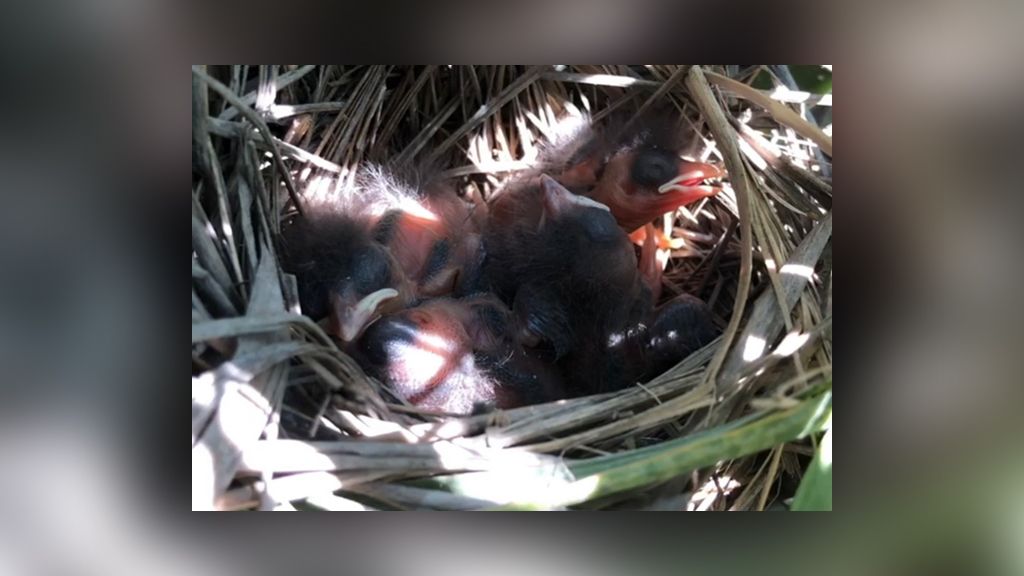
(331, 288, 400, 342)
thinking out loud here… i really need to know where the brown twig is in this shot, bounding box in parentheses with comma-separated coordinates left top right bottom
(705, 70, 832, 157)
(686, 66, 755, 395)
(192, 66, 305, 217)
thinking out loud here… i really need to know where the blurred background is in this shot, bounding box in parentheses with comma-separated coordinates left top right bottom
(0, 0, 1020, 568)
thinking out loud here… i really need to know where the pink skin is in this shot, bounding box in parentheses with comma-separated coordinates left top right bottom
(360, 297, 565, 414)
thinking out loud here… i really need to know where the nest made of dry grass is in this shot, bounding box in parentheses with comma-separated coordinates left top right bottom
(191, 65, 832, 511)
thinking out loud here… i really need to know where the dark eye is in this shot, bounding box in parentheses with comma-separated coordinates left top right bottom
(631, 149, 678, 187)
(421, 239, 451, 283)
(351, 245, 392, 294)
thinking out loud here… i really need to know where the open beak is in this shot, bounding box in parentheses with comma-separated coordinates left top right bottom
(330, 288, 400, 342)
(656, 160, 724, 203)
(594, 156, 725, 233)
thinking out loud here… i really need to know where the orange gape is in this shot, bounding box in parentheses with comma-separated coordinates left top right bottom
(638, 223, 664, 302)
(540, 110, 725, 233)
(569, 150, 723, 233)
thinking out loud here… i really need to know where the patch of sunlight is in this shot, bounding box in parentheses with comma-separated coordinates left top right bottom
(739, 138, 769, 170)
(305, 494, 371, 511)
(354, 416, 414, 440)
(305, 172, 335, 199)
(269, 104, 298, 118)
(392, 344, 447, 383)
(769, 85, 800, 103)
(263, 472, 345, 504)
(570, 73, 643, 88)
(192, 373, 217, 407)
(437, 459, 579, 506)
(579, 91, 592, 114)
(687, 475, 741, 511)
(677, 205, 700, 225)
(192, 443, 216, 510)
(241, 441, 336, 474)
(743, 335, 767, 362)
(413, 419, 471, 440)
(395, 195, 440, 221)
(550, 474, 602, 507)
(433, 442, 550, 474)
(774, 331, 811, 358)
(781, 263, 816, 281)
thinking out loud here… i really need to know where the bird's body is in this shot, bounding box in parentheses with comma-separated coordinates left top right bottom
(362, 166, 486, 298)
(484, 175, 658, 395)
(640, 293, 719, 380)
(354, 295, 564, 414)
(282, 206, 416, 343)
(539, 110, 724, 233)
(281, 165, 484, 342)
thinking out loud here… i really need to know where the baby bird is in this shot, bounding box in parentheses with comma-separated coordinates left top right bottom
(354, 295, 565, 415)
(282, 209, 415, 343)
(544, 110, 724, 233)
(485, 175, 656, 394)
(485, 174, 719, 395)
(281, 165, 484, 343)
(640, 293, 719, 380)
(364, 166, 486, 298)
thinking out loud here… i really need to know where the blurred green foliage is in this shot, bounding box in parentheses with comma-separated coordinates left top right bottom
(792, 425, 832, 511)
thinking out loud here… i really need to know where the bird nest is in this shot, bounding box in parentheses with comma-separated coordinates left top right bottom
(191, 65, 833, 511)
